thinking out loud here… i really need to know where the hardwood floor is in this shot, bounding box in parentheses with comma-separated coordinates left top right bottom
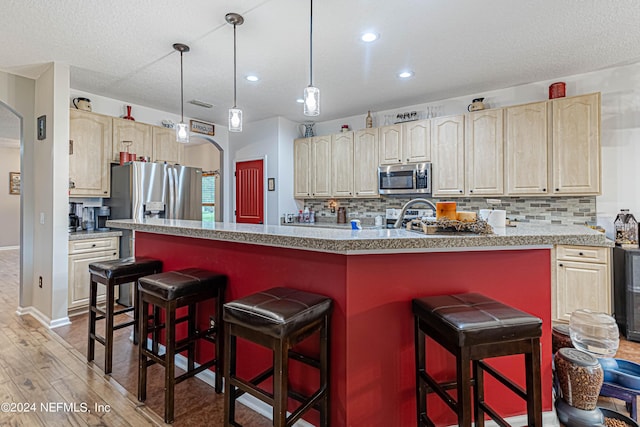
(0, 249, 272, 426)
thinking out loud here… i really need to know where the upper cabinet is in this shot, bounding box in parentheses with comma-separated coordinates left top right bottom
(152, 126, 184, 165)
(402, 119, 431, 163)
(505, 101, 549, 195)
(111, 118, 153, 162)
(294, 138, 311, 198)
(378, 125, 403, 165)
(69, 109, 112, 197)
(466, 109, 504, 196)
(332, 132, 354, 198)
(354, 129, 379, 198)
(311, 135, 332, 198)
(432, 115, 465, 197)
(551, 93, 601, 195)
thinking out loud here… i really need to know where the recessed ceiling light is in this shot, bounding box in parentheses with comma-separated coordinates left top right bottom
(398, 71, 414, 79)
(361, 32, 379, 42)
(296, 98, 304, 104)
(246, 75, 259, 82)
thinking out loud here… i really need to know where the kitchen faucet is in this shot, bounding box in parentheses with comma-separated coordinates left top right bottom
(393, 198, 437, 228)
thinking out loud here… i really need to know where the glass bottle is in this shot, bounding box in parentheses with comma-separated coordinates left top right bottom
(366, 111, 373, 128)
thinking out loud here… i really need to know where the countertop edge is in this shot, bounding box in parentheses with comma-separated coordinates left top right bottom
(69, 230, 123, 241)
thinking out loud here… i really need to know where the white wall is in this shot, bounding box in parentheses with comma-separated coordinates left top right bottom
(0, 146, 20, 247)
(277, 117, 300, 217)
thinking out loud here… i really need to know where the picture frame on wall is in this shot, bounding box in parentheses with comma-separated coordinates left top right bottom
(9, 172, 20, 195)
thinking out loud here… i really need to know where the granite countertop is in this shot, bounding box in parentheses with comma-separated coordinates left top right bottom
(69, 230, 123, 241)
(107, 218, 612, 255)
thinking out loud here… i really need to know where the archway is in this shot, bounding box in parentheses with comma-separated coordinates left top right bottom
(186, 135, 224, 221)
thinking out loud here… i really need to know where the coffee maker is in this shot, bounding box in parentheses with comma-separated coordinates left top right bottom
(68, 202, 80, 232)
(96, 206, 110, 231)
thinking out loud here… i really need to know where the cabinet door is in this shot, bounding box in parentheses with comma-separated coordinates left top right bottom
(555, 260, 610, 322)
(68, 249, 119, 311)
(378, 125, 402, 165)
(466, 109, 504, 196)
(152, 126, 184, 165)
(432, 115, 465, 196)
(311, 135, 332, 198)
(505, 101, 549, 195)
(552, 93, 600, 195)
(293, 138, 311, 199)
(403, 119, 431, 163)
(354, 129, 380, 198)
(332, 132, 354, 197)
(69, 110, 112, 197)
(112, 118, 153, 162)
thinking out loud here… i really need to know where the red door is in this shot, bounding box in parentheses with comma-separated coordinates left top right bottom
(235, 159, 264, 224)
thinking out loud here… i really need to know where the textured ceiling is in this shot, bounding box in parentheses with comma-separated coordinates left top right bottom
(1, 0, 640, 129)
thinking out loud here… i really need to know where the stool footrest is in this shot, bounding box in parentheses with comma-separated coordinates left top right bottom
(477, 360, 526, 400)
(175, 359, 218, 385)
(113, 306, 134, 316)
(89, 333, 106, 346)
(230, 374, 274, 404)
(112, 319, 135, 331)
(479, 401, 510, 427)
(289, 350, 320, 369)
(419, 413, 436, 427)
(287, 386, 326, 427)
(419, 369, 458, 413)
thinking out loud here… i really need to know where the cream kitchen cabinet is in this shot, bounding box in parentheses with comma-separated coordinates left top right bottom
(311, 135, 332, 198)
(378, 125, 403, 165)
(402, 119, 431, 163)
(505, 101, 549, 195)
(332, 132, 354, 197)
(466, 109, 504, 196)
(111, 118, 153, 163)
(431, 115, 465, 197)
(553, 245, 611, 323)
(354, 129, 380, 197)
(68, 237, 119, 314)
(551, 93, 601, 195)
(294, 138, 312, 198)
(152, 126, 184, 165)
(69, 109, 112, 197)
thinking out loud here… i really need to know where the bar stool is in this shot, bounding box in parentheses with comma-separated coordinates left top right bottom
(412, 292, 543, 427)
(137, 268, 226, 424)
(87, 256, 162, 374)
(223, 287, 333, 427)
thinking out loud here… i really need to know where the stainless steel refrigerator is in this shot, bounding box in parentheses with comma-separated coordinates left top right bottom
(108, 161, 202, 304)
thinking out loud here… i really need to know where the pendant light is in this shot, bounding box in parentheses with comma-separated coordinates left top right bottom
(303, 0, 319, 116)
(173, 43, 190, 143)
(226, 13, 244, 132)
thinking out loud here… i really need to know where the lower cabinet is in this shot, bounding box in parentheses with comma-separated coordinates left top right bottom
(553, 245, 611, 322)
(68, 237, 119, 314)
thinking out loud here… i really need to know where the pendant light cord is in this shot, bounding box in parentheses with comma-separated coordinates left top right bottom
(309, 0, 313, 87)
(233, 23, 237, 109)
(180, 51, 185, 122)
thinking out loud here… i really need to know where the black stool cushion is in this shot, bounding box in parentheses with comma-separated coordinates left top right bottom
(412, 293, 542, 347)
(138, 268, 226, 301)
(223, 287, 332, 339)
(89, 257, 162, 280)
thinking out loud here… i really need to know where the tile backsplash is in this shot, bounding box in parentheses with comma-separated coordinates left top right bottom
(300, 196, 596, 226)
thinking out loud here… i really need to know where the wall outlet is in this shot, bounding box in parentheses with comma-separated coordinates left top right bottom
(38, 276, 42, 288)
(39, 213, 45, 224)
(486, 199, 502, 205)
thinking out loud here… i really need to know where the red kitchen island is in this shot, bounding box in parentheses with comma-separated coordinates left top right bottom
(108, 218, 611, 426)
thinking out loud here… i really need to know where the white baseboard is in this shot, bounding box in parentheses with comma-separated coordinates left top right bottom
(445, 410, 558, 427)
(16, 306, 71, 329)
(0, 245, 19, 251)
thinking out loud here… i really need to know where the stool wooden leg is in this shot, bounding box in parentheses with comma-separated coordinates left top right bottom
(456, 347, 472, 427)
(164, 300, 176, 424)
(472, 360, 485, 427)
(414, 316, 426, 427)
(215, 292, 224, 393)
(132, 282, 139, 345)
(87, 277, 98, 363)
(152, 305, 161, 355)
(319, 314, 330, 427)
(138, 297, 149, 402)
(223, 323, 236, 426)
(525, 338, 542, 427)
(273, 338, 289, 427)
(187, 303, 196, 373)
(104, 281, 115, 375)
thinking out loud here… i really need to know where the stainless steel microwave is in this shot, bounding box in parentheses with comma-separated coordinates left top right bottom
(378, 163, 432, 195)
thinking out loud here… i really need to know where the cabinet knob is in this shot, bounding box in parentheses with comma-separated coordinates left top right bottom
(459, 190, 463, 193)
(406, 158, 409, 162)
(542, 188, 546, 192)
(579, 252, 584, 256)
(559, 263, 564, 267)
(103, 191, 108, 194)
(91, 244, 96, 247)
(113, 252, 117, 256)
(470, 190, 473, 193)
(555, 188, 560, 192)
